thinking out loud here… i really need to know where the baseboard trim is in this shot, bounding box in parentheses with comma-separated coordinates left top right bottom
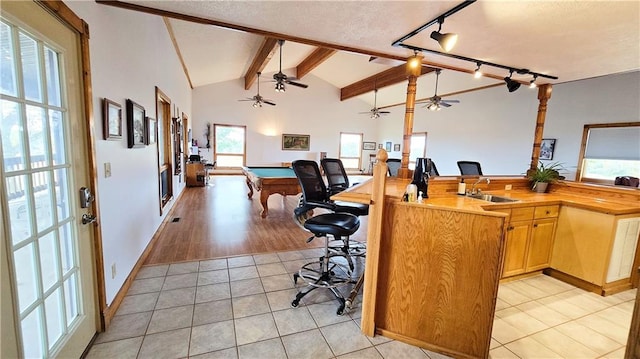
(101, 189, 186, 328)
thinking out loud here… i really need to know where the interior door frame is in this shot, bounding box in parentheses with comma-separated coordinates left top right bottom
(38, 1, 107, 330)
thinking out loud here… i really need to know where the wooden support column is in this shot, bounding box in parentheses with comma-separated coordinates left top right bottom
(396, 57, 422, 179)
(529, 84, 553, 173)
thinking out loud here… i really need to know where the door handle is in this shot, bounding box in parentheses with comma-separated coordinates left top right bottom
(81, 213, 97, 225)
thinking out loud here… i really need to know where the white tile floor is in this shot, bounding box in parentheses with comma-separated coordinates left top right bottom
(86, 249, 635, 359)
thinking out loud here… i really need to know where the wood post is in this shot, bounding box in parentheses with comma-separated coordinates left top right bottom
(360, 149, 388, 336)
(529, 84, 553, 173)
(397, 57, 422, 179)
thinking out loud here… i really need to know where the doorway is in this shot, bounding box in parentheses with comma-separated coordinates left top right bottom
(1, 2, 98, 357)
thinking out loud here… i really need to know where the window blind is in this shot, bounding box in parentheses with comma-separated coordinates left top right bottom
(585, 126, 640, 160)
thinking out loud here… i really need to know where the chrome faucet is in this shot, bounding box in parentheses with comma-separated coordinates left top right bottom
(471, 177, 490, 195)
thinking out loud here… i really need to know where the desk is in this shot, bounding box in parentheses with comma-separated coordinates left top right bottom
(242, 166, 301, 218)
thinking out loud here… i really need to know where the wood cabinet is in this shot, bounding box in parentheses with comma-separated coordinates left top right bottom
(499, 205, 558, 278)
(186, 162, 205, 187)
(551, 206, 640, 294)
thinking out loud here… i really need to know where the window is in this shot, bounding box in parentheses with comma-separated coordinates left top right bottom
(577, 123, 640, 184)
(339, 132, 362, 170)
(214, 124, 246, 168)
(408, 132, 427, 170)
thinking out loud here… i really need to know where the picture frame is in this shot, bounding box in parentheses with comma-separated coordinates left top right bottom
(393, 144, 401, 151)
(282, 134, 310, 151)
(540, 138, 556, 160)
(146, 117, 157, 145)
(378, 144, 383, 149)
(102, 98, 122, 140)
(363, 141, 376, 150)
(385, 141, 392, 152)
(126, 99, 146, 148)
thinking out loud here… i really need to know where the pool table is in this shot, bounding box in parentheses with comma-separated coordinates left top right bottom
(242, 166, 301, 218)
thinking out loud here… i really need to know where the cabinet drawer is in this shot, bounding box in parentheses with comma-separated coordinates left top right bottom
(535, 205, 559, 219)
(511, 207, 534, 222)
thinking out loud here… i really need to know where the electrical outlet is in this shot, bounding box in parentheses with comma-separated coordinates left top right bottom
(104, 162, 111, 178)
(111, 263, 116, 279)
(505, 184, 513, 190)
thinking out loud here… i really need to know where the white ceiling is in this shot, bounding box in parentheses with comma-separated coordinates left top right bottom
(113, 1, 640, 108)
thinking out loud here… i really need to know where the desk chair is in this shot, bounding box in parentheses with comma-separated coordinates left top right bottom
(387, 158, 401, 176)
(321, 158, 350, 195)
(291, 160, 364, 314)
(429, 160, 440, 176)
(457, 161, 483, 176)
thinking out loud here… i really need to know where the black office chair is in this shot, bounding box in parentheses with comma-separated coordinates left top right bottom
(457, 161, 483, 176)
(321, 158, 350, 195)
(387, 158, 401, 176)
(290, 160, 364, 314)
(430, 160, 440, 176)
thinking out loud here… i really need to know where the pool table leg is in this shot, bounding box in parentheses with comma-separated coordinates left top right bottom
(259, 190, 271, 218)
(245, 177, 254, 199)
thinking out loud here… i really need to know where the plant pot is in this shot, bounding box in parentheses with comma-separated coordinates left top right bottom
(532, 182, 548, 193)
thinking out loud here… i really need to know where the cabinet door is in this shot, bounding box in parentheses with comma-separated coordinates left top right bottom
(502, 220, 532, 277)
(526, 218, 557, 271)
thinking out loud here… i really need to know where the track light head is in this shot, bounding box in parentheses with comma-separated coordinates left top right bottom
(504, 70, 521, 92)
(474, 62, 482, 79)
(430, 17, 457, 52)
(430, 31, 458, 52)
(529, 75, 538, 89)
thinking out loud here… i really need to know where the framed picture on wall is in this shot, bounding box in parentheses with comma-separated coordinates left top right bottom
(146, 117, 157, 145)
(378, 144, 383, 149)
(126, 99, 146, 148)
(385, 141, 392, 152)
(393, 144, 401, 151)
(102, 98, 122, 140)
(282, 134, 310, 151)
(540, 138, 556, 160)
(363, 141, 376, 150)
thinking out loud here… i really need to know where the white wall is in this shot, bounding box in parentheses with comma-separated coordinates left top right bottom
(377, 71, 639, 178)
(66, 2, 192, 304)
(192, 74, 378, 169)
(544, 71, 640, 179)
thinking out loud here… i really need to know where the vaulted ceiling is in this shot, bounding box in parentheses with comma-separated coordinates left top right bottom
(97, 1, 640, 110)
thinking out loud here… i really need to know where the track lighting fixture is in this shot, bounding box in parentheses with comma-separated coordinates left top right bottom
(504, 70, 521, 92)
(430, 17, 458, 52)
(392, 1, 558, 84)
(407, 51, 422, 69)
(474, 62, 482, 79)
(529, 75, 538, 89)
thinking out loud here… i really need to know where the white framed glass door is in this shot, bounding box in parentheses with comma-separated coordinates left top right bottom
(1, 2, 97, 358)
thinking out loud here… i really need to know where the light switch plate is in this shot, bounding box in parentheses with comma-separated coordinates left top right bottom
(104, 162, 111, 178)
(505, 184, 512, 190)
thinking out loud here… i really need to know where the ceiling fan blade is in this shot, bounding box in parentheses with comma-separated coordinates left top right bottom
(286, 80, 308, 88)
(263, 100, 276, 106)
(440, 102, 452, 107)
(238, 99, 254, 102)
(441, 99, 460, 104)
(379, 111, 391, 114)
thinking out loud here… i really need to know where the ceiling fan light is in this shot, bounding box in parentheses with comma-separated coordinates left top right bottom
(427, 103, 439, 111)
(430, 31, 458, 52)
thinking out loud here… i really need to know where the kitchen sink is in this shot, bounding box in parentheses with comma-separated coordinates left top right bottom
(467, 193, 519, 203)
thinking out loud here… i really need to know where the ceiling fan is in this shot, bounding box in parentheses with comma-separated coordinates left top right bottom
(359, 88, 390, 119)
(238, 72, 275, 107)
(273, 39, 308, 92)
(419, 69, 460, 111)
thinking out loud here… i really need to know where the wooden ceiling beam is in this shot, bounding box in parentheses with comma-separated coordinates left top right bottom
(244, 37, 278, 90)
(340, 65, 435, 101)
(296, 48, 336, 79)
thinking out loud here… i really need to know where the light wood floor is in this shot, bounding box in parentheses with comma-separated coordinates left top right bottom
(144, 175, 369, 265)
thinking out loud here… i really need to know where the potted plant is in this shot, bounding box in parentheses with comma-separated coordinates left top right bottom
(527, 161, 563, 193)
